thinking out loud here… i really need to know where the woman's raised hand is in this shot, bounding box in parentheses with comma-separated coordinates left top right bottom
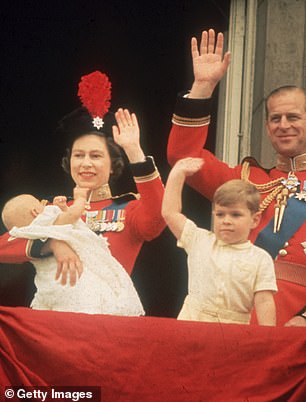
(112, 108, 146, 163)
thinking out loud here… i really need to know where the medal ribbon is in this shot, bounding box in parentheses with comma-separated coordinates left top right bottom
(86, 201, 129, 232)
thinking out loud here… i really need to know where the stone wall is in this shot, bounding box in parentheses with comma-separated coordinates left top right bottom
(251, 0, 306, 167)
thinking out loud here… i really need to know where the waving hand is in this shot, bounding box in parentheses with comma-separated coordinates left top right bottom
(190, 29, 231, 99)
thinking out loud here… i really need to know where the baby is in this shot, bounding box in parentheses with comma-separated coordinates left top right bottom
(2, 187, 144, 316)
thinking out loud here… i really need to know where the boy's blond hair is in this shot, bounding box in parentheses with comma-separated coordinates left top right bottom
(213, 179, 260, 214)
(1, 194, 41, 231)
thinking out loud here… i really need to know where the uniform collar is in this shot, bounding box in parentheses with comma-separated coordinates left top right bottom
(276, 153, 306, 172)
(91, 183, 112, 201)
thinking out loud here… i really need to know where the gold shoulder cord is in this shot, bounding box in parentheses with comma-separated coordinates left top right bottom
(240, 161, 294, 232)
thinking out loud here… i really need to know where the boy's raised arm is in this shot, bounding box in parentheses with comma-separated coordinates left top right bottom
(162, 158, 204, 240)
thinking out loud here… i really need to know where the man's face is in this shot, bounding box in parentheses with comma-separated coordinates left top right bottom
(266, 90, 306, 158)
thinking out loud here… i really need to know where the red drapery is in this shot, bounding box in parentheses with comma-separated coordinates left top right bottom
(0, 307, 305, 401)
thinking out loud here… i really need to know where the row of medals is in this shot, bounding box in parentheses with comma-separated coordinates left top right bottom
(84, 209, 125, 233)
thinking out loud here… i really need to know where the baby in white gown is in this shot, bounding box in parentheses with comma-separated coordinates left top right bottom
(1, 188, 144, 316)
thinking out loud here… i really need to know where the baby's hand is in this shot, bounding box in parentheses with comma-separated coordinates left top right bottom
(174, 157, 204, 176)
(73, 187, 90, 201)
(53, 196, 68, 211)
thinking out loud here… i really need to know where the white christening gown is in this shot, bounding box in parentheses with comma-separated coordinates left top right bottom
(10, 205, 144, 316)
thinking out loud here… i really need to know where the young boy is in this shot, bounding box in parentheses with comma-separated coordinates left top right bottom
(162, 157, 277, 325)
(1, 187, 144, 316)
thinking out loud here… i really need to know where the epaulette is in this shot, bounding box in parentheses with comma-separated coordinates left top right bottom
(43, 193, 139, 205)
(241, 156, 273, 174)
(241, 157, 285, 214)
(111, 192, 140, 204)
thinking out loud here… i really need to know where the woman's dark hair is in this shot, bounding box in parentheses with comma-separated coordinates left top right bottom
(61, 133, 124, 182)
(57, 107, 124, 182)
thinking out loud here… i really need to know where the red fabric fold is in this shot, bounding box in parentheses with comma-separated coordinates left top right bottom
(0, 307, 305, 401)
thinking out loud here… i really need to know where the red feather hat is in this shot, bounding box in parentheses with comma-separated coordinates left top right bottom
(56, 71, 116, 148)
(78, 71, 112, 130)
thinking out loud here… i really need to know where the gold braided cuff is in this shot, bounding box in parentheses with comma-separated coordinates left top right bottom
(134, 169, 160, 183)
(172, 114, 210, 127)
(25, 239, 34, 259)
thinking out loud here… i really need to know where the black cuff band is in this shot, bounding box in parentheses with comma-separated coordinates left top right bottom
(30, 239, 45, 258)
(174, 91, 213, 118)
(30, 239, 52, 258)
(129, 156, 156, 177)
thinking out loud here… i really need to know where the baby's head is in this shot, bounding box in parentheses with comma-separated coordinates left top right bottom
(212, 180, 261, 244)
(1, 194, 45, 231)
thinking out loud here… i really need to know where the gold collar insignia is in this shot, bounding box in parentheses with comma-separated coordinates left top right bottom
(276, 153, 306, 172)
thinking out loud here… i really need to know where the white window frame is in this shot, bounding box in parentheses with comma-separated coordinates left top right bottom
(216, 0, 257, 166)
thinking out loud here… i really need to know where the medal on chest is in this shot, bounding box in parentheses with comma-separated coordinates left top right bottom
(241, 159, 306, 233)
(85, 206, 126, 233)
(252, 171, 300, 232)
(273, 172, 300, 232)
(295, 180, 306, 202)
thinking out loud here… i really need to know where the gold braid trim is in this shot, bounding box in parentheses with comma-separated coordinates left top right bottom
(241, 161, 251, 181)
(172, 114, 210, 127)
(258, 185, 284, 212)
(25, 239, 34, 259)
(241, 161, 285, 212)
(133, 169, 160, 183)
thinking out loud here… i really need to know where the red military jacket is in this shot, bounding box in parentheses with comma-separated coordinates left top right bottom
(167, 95, 306, 324)
(167, 95, 306, 267)
(0, 156, 165, 275)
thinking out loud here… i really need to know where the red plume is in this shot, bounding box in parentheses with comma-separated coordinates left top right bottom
(77, 71, 112, 119)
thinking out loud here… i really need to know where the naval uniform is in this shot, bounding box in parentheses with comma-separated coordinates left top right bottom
(167, 94, 306, 326)
(0, 156, 165, 276)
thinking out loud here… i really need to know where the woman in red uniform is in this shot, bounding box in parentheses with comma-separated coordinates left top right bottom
(0, 71, 165, 286)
